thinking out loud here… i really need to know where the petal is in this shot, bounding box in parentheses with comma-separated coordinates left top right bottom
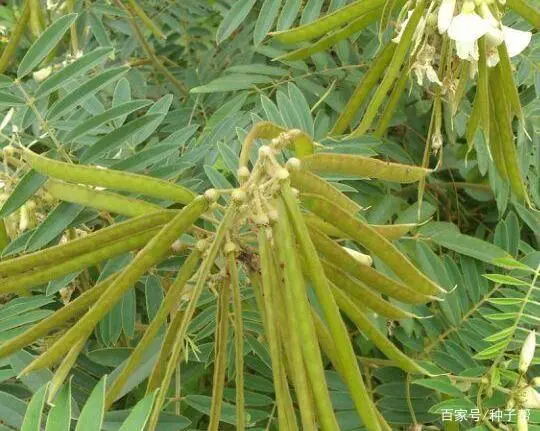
(438, 0, 456, 34)
(448, 13, 490, 42)
(502, 26, 532, 57)
(456, 40, 479, 61)
(485, 27, 504, 47)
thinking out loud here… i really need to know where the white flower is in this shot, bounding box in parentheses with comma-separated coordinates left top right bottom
(438, 0, 456, 34)
(32, 66, 52, 82)
(519, 330, 536, 374)
(517, 409, 528, 431)
(502, 26, 532, 57)
(447, 7, 491, 61)
(412, 44, 442, 87)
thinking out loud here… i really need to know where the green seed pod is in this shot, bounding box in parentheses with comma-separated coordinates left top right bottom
(258, 231, 303, 430)
(208, 280, 231, 431)
(308, 226, 433, 304)
(332, 43, 396, 135)
(290, 169, 362, 215)
(273, 199, 340, 431)
(0, 228, 159, 294)
(270, 0, 385, 44)
(321, 259, 414, 319)
(302, 153, 431, 183)
(0, 210, 175, 277)
(331, 287, 428, 375)
(20, 197, 209, 375)
(280, 183, 382, 431)
(105, 250, 201, 407)
(302, 193, 444, 296)
(45, 180, 163, 217)
(22, 147, 196, 204)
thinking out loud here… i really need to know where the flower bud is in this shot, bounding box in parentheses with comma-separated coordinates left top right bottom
(285, 157, 301, 171)
(258, 145, 272, 158)
(520, 386, 540, 409)
(171, 239, 184, 253)
(231, 189, 247, 204)
(223, 241, 236, 255)
(519, 330, 536, 374)
(275, 168, 289, 181)
(237, 167, 250, 180)
(196, 239, 208, 252)
(204, 188, 218, 203)
(253, 214, 269, 226)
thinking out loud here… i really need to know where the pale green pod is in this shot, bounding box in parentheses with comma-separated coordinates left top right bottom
(276, 9, 380, 61)
(352, 0, 426, 136)
(374, 63, 409, 138)
(308, 226, 433, 304)
(489, 68, 528, 202)
(274, 198, 340, 431)
(45, 180, 163, 217)
(280, 184, 382, 431)
(331, 43, 396, 135)
(0, 274, 117, 360)
(258, 231, 302, 431)
(0, 210, 175, 277)
(331, 287, 428, 375)
(208, 280, 231, 431)
(22, 147, 196, 204)
(321, 259, 415, 319)
(302, 153, 431, 183)
(291, 169, 362, 214)
(146, 205, 236, 431)
(476, 37, 490, 145)
(0, 228, 159, 294)
(105, 250, 201, 407)
(47, 337, 87, 404)
(302, 193, 444, 296)
(20, 197, 208, 375)
(270, 0, 385, 44)
(227, 252, 246, 431)
(496, 43, 522, 121)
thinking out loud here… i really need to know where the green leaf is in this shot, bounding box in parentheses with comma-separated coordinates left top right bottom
(254, 0, 282, 45)
(428, 398, 477, 414)
(74, 376, 106, 431)
(483, 274, 530, 286)
(47, 66, 129, 120)
(0, 169, 46, 218)
(0, 91, 25, 105)
(21, 383, 48, 431)
(0, 391, 27, 429)
(64, 100, 151, 141)
(18, 14, 78, 78)
(79, 113, 162, 163)
(421, 226, 511, 266)
(412, 377, 464, 397)
(191, 74, 273, 93)
(25, 202, 84, 252)
(216, 0, 257, 43)
(35, 47, 113, 98)
(118, 391, 157, 431)
(276, 0, 301, 31)
(45, 380, 71, 431)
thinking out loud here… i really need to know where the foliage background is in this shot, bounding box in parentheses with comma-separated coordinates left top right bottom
(0, 0, 538, 430)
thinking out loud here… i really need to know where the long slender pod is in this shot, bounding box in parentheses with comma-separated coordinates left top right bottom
(22, 147, 196, 204)
(280, 183, 381, 431)
(146, 205, 237, 431)
(301, 153, 431, 183)
(227, 250, 246, 430)
(0, 228, 159, 294)
(302, 193, 444, 296)
(0, 211, 175, 277)
(47, 337, 87, 404)
(208, 280, 231, 431)
(105, 250, 200, 407)
(0, 1, 30, 73)
(45, 180, 163, 217)
(258, 230, 300, 431)
(20, 197, 208, 375)
(269, 228, 318, 430)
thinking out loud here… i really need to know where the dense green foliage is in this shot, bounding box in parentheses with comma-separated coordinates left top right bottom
(0, 1, 538, 430)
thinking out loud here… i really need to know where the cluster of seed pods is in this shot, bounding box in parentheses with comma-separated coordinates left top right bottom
(0, 122, 443, 431)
